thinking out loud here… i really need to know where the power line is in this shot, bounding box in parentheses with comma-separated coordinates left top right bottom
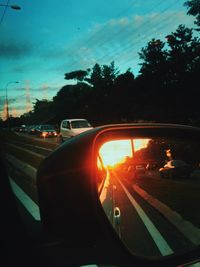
(54, 1, 142, 71)
(64, 0, 185, 72)
(87, 0, 184, 64)
(65, 0, 184, 73)
(97, 9, 185, 66)
(55, 0, 167, 71)
(0, 0, 10, 25)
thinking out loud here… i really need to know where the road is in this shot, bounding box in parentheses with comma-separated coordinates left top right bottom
(100, 168, 200, 258)
(0, 131, 57, 241)
(1, 131, 200, 261)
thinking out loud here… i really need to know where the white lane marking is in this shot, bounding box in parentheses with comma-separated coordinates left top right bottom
(9, 178, 41, 221)
(1, 141, 45, 159)
(133, 184, 200, 245)
(118, 180, 173, 256)
(17, 142, 54, 152)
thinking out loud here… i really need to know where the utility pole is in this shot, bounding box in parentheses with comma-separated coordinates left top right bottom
(25, 81, 31, 113)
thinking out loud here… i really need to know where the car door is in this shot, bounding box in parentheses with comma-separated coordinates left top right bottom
(61, 121, 72, 139)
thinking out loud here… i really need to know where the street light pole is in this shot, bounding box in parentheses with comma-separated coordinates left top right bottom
(5, 81, 19, 129)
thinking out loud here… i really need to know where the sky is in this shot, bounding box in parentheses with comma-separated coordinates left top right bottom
(0, 0, 195, 118)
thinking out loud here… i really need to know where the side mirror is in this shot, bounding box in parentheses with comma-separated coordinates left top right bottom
(37, 123, 200, 266)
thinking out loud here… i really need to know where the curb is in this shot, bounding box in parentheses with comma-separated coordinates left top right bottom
(133, 184, 200, 245)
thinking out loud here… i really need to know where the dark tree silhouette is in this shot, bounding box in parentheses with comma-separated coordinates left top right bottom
(185, 0, 200, 30)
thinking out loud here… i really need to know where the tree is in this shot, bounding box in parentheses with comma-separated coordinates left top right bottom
(64, 70, 89, 82)
(137, 38, 169, 116)
(114, 70, 136, 121)
(138, 38, 168, 78)
(86, 63, 102, 88)
(165, 25, 193, 83)
(137, 24, 200, 123)
(166, 25, 200, 102)
(31, 99, 54, 124)
(53, 82, 92, 122)
(102, 61, 119, 88)
(89, 62, 120, 123)
(185, 0, 200, 30)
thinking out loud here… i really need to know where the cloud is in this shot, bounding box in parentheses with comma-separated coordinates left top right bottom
(33, 85, 61, 92)
(0, 40, 32, 59)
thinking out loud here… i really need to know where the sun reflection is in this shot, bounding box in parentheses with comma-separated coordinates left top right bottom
(99, 139, 151, 167)
(99, 140, 132, 167)
(134, 139, 150, 151)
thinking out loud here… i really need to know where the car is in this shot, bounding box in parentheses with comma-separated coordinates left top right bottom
(159, 159, 192, 179)
(27, 125, 39, 135)
(35, 124, 58, 138)
(13, 126, 22, 132)
(59, 118, 93, 141)
(135, 164, 146, 173)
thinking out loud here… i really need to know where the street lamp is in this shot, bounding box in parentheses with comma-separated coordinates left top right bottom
(5, 81, 19, 129)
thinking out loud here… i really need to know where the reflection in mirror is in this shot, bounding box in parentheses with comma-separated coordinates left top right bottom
(97, 137, 200, 258)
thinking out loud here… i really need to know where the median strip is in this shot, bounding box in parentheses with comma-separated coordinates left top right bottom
(133, 184, 200, 246)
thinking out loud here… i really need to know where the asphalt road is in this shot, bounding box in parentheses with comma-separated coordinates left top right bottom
(100, 169, 196, 258)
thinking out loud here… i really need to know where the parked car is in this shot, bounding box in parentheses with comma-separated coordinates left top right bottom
(35, 124, 58, 138)
(159, 160, 192, 179)
(60, 118, 93, 141)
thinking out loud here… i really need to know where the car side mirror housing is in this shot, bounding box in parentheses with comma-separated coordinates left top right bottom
(37, 123, 200, 266)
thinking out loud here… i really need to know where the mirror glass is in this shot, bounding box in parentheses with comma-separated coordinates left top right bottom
(97, 136, 200, 258)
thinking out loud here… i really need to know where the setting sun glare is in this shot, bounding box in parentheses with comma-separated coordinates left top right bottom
(99, 139, 151, 167)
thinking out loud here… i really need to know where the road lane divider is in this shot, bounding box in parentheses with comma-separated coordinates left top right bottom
(118, 179, 173, 256)
(1, 141, 45, 159)
(9, 177, 40, 221)
(12, 141, 54, 153)
(133, 184, 200, 246)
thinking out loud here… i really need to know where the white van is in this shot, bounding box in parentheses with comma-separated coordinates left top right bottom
(60, 118, 93, 141)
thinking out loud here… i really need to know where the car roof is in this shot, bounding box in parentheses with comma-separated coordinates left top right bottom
(61, 119, 88, 122)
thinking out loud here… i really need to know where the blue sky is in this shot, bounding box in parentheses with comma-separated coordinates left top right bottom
(0, 0, 195, 118)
